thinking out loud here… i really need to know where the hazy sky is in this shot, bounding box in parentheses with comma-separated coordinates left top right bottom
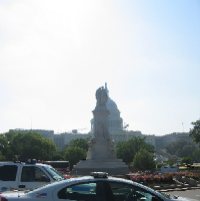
(0, 0, 200, 135)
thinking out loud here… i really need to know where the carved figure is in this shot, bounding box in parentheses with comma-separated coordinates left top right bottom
(95, 86, 108, 106)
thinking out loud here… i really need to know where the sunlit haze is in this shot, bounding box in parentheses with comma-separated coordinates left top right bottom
(0, 0, 200, 135)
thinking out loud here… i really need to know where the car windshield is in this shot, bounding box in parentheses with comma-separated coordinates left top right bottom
(44, 165, 64, 181)
(70, 183, 96, 194)
(134, 181, 175, 200)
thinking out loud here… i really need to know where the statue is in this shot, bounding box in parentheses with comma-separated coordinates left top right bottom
(72, 84, 129, 175)
(95, 86, 108, 107)
(93, 86, 109, 140)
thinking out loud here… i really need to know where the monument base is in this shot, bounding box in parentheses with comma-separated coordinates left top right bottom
(72, 159, 129, 176)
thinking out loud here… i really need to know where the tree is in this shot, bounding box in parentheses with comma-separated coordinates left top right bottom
(133, 149, 156, 171)
(190, 119, 200, 144)
(181, 157, 193, 165)
(116, 141, 134, 165)
(0, 132, 19, 160)
(165, 139, 196, 158)
(116, 137, 154, 166)
(51, 151, 65, 160)
(63, 138, 89, 169)
(64, 147, 86, 169)
(6, 130, 56, 161)
(68, 138, 89, 151)
(0, 134, 8, 160)
(192, 148, 200, 162)
(179, 145, 195, 158)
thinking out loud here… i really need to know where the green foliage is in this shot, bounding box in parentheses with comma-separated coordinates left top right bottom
(0, 134, 8, 157)
(64, 147, 86, 169)
(116, 141, 134, 164)
(166, 156, 178, 166)
(165, 139, 195, 158)
(0, 131, 90, 165)
(133, 149, 156, 171)
(164, 129, 200, 163)
(2, 130, 56, 161)
(68, 138, 89, 151)
(51, 151, 65, 160)
(63, 138, 89, 169)
(181, 157, 193, 165)
(192, 148, 200, 162)
(116, 137, 154, 166)
(190, 119, 200, 144)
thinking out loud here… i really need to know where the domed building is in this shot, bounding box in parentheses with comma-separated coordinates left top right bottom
(91, 84, 123, 134)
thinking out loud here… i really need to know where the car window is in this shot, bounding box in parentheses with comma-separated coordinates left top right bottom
(44, 165, 64, 181)
(109, 181, 162, 201)
(0, 165, 18, 181)
(21, 166, 48, 182)
(57, 180, 162, 201)
(58, 182, 97, 200)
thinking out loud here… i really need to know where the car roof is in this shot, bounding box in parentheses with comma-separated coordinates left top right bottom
(0, 161, 50, 167)
(9, 174, 166, 200)
(28, 175, 156, 194)
(27, 175, 132, 192)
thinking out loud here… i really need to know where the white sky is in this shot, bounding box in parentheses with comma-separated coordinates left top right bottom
(0, 0, 200, 135)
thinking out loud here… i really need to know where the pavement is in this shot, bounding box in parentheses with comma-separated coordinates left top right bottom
(153, 184, 200, 192)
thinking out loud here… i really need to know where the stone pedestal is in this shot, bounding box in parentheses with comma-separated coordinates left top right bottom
(73, 130, 129, 175)
(73, 159, 129, 176)
(73, 86, 129, 176)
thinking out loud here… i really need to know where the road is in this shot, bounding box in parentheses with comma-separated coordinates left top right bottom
(167, 188, 200, 200)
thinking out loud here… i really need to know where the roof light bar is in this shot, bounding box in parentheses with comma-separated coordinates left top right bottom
(90, 172, 108, 178)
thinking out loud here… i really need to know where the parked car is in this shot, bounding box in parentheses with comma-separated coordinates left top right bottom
(0, 160, 64, 192)
(0, 172, 195, 201)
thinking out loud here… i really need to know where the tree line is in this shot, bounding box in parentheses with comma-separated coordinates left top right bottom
(0, 119, 199, 171)
(0, 130, 156, 171)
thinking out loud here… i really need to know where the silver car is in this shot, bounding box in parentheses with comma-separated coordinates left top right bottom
(0, 172, 196, 201)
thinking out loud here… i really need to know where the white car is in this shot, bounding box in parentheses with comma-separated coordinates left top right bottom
(0, 172, 196, 201)
(0, 161, 64, 192)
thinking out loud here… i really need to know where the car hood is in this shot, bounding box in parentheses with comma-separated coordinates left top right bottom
(1, 190, 26, 198)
